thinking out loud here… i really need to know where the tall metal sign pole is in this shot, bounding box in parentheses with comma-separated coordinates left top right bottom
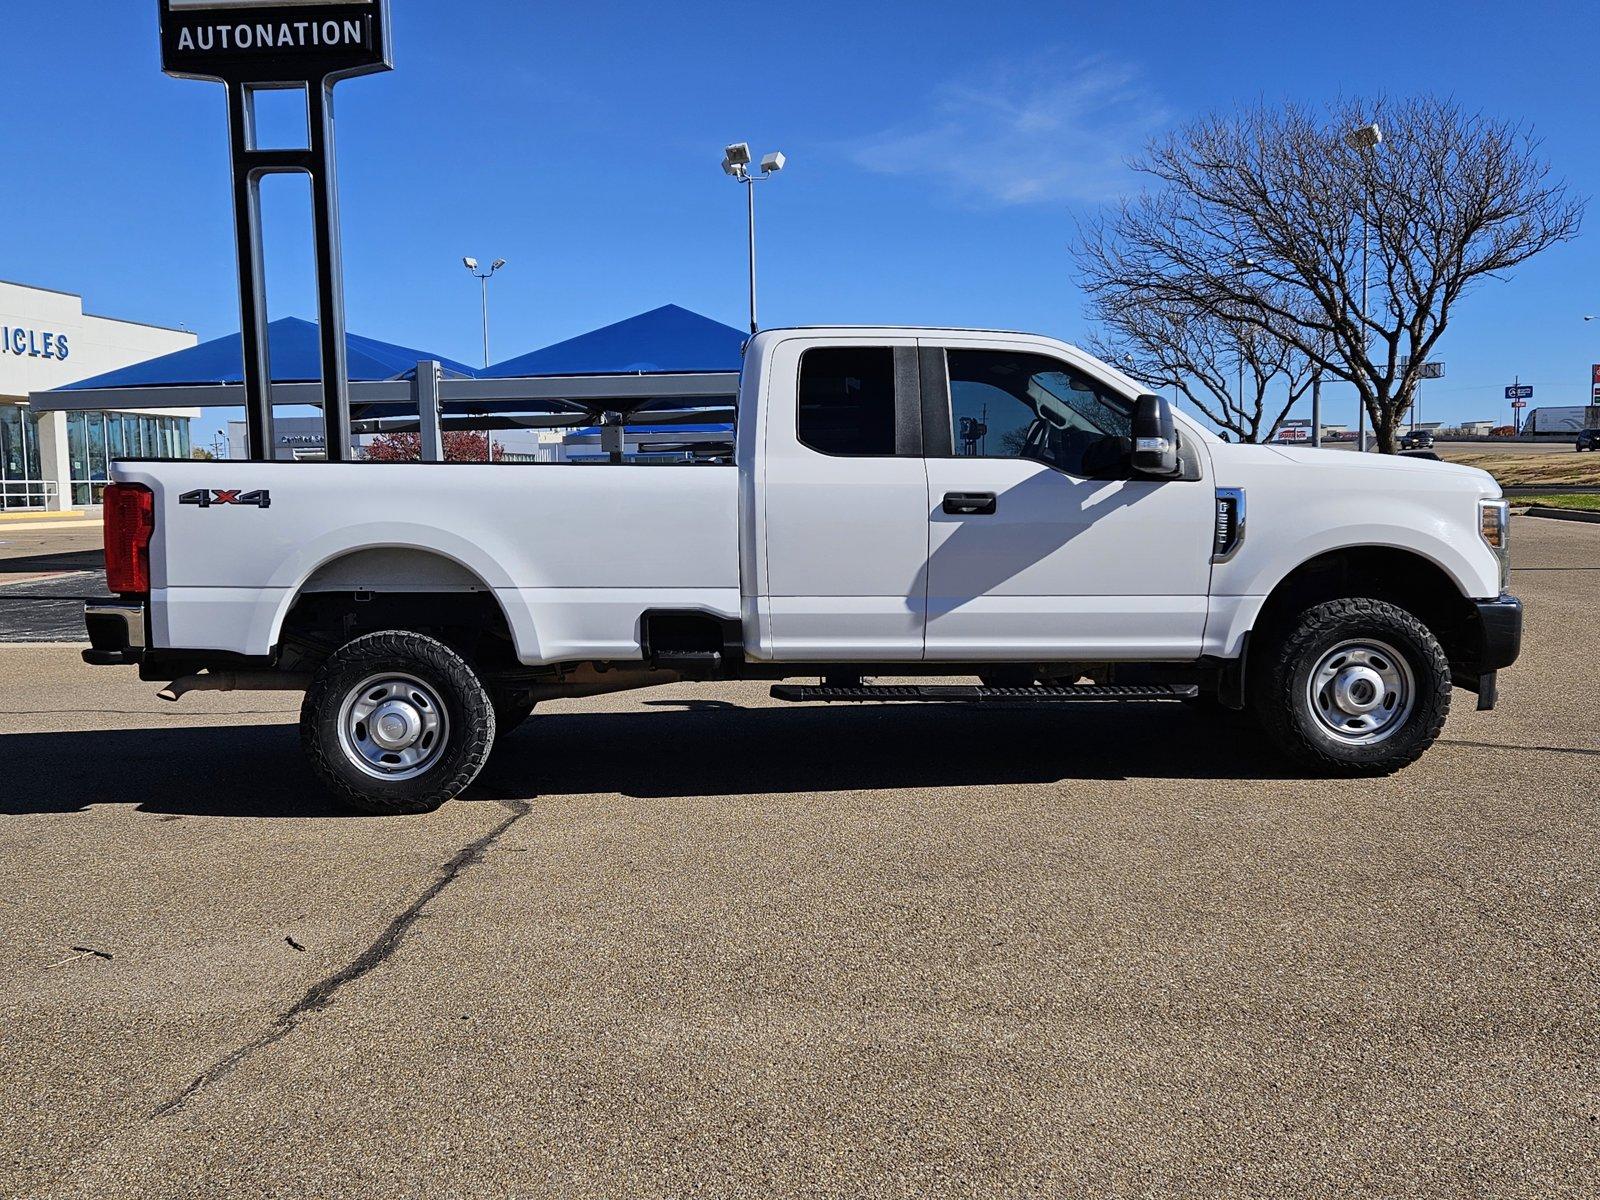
(157, 0, 393, 461)
(1505, 380, 1533, 435)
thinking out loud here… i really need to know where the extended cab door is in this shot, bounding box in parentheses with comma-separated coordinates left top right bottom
(918, 339, 1212, 660)
(754, 337, 929, 660)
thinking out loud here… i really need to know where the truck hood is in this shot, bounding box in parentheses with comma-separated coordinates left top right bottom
(1208, 442, 1501, 499)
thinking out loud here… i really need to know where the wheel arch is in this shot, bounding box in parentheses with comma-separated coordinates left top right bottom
(269, 545, 534, 666)
(1251, 544, 1479, 673)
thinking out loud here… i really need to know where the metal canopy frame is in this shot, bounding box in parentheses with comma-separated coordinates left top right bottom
(31, 371, 739, 413)
(30, 367, 741, 460)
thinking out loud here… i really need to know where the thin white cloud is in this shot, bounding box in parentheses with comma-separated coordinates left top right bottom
(849, 55, 1169, 206)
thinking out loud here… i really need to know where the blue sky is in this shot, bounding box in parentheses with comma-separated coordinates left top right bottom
(4, 0, 1597, 444)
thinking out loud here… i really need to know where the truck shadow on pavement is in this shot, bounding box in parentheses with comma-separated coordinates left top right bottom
(0, 702, 1306, 818)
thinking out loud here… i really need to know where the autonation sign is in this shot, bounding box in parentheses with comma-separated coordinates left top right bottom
(160, 0, 391, 83)
(0, 326, 69, 361)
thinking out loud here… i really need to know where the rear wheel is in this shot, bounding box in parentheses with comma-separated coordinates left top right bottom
(301, 630, 495, 815)
(1252, 597, 1450, 775)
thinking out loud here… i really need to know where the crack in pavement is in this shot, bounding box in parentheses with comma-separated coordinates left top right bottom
(150, 798, 531, 1119)
(1441, 738, 1600, 758)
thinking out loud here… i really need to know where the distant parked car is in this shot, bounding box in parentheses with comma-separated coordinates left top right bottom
(1401, 429, 1436, 451)
(1576, 428, 1600, 452)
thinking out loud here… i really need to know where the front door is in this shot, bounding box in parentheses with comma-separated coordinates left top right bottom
(919, 341, 1212, 661)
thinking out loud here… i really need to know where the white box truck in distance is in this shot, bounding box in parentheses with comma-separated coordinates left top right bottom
(82, 327, 1521, 813)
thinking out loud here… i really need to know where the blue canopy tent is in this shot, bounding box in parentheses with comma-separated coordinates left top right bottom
(344, 305, 747, 437)
(483, 304, 746, 378)
(61, 316, 479, 390)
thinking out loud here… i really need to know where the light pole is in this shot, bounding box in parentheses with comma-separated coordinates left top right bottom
(1228, 256, 1256, 434)
(1311, 370, 1323, 448)
(1345, 122, 1383, 452)
(462, 256, 507, 369)
(721, 143, 785, 335)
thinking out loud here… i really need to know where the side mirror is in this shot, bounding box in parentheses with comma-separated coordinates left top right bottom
(1079, 434, 1132, 480)
(1132, 393, 1179, 478)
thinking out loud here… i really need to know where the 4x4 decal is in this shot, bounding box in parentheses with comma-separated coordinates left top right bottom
(179, 488, 272, 509)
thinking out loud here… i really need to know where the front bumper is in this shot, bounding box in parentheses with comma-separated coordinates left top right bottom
(83, 601, 146, 666)
(1473, 594, 1523, 672)
(1458, 594, 1522, 711)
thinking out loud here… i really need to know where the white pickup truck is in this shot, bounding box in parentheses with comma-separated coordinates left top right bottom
(83, 326, 1521, 813)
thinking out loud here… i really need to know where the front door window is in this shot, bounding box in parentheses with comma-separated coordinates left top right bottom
(947, 350, 1131, 477)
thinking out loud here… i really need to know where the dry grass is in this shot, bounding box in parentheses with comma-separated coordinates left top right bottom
(1438, 448, 1600, 487)
(1514, 493, 1600, 511)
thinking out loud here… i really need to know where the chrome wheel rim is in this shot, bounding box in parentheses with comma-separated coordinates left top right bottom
(1306, 639, 1415, 745)
(337, 673, 449, 781)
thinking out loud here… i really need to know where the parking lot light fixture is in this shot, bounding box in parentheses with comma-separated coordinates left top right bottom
(722, 142, 786, 334)
(1346, 121, 1385, 451)
(462, 256, 508, 369)
(1345, 123, 1383, 151)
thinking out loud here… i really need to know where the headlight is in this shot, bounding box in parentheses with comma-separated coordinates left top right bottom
(1479, 499, 1510, 594)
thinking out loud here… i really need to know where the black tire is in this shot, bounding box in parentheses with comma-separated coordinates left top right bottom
(490, 688, 536, 742)
(300, 630, 495, 815)
(1251, 597, 1450, 775)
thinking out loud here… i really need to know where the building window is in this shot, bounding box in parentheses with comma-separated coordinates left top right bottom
(1, 408, 46, 508)
(68, 412, 91, 506)
(88, 413, 108, 503)
(24, 409, 40, 484)
(0, 406, 24, 508)
(1, 406, 22, 479)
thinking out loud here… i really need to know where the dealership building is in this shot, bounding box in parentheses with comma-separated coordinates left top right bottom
(1, 281, 198, 509)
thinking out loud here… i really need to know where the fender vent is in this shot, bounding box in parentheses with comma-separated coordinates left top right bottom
(1213, 487, 1245, 562)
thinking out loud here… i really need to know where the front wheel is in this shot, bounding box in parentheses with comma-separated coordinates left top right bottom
(301, 630, 496, 815)
(1252, 598, 1450, 775)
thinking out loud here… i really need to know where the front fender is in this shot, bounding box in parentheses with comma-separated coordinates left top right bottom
(1218, 519, 1499, 602)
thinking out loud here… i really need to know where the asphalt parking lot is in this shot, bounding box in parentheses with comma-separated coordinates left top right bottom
(1, 516, 1596, 1198)
(0, 519, 104, 642)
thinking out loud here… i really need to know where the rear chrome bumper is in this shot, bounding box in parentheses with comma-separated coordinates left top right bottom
(83, 601, 147, 666)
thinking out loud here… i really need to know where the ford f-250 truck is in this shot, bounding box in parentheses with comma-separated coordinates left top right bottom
(82, 327, 1521, 813)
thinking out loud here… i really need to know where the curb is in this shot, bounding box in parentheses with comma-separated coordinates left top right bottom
(1522, 506, 1600, 525)
(0, 510, 87, 523)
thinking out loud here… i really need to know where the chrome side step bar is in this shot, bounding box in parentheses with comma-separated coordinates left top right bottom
(770, 683, 1198, 704)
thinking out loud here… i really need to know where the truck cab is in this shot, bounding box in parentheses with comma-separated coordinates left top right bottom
(84, 326, 1522, 813)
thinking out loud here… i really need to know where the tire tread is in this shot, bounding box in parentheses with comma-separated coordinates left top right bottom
(300, 630, 495, 815)
(1254, 597, 1450, 776)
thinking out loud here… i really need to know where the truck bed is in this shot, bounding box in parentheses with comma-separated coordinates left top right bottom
(111, 460, 742, 663)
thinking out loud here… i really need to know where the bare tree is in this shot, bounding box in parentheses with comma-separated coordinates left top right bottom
(1087, 293, 1320, 442)
(1074, 95, 1583, 453)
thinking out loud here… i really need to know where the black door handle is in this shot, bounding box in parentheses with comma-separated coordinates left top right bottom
(943, 491, 997, 515)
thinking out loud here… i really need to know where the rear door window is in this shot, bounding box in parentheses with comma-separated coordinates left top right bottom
(797, 347, 897, 457)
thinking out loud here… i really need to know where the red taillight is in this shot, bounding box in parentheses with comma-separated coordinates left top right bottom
(103, 483, 155, 596)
